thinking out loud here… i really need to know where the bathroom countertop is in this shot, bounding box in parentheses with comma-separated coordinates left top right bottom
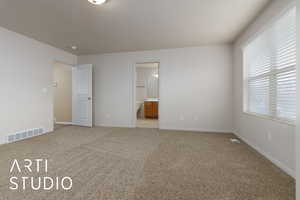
(144, 98, 159, 102)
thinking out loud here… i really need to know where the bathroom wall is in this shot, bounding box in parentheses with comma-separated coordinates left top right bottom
(136, 63, 159, 102)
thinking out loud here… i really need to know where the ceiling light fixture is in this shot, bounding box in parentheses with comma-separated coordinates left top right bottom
(88, 0, 106, 5)
(153, 73, 159, 78)
(71, 46, 77, 50)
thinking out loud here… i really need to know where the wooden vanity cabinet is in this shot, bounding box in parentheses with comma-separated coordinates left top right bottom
(144, 101, 159, 119)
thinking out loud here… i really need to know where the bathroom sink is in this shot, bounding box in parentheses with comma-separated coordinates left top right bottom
(144, 98, 159, 102)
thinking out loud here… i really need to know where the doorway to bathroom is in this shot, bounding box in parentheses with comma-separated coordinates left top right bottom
(134, 62, 159, 128)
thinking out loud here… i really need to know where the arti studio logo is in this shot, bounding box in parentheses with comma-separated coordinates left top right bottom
(9, 159, 72, 191)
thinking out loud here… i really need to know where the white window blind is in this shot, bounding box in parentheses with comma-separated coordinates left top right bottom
(244, 7, 296, 122)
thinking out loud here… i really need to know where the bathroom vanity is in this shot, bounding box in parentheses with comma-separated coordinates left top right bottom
(144, 99, 159, 119)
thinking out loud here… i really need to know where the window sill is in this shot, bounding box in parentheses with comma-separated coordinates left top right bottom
(242, 112, 295, 127)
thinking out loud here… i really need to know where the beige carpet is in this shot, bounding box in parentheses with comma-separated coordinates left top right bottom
(0, 126, 295, 200)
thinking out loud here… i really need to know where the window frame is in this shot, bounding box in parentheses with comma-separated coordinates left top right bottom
(242, 4, 296, 126)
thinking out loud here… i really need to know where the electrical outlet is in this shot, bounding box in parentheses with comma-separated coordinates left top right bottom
(194, 116, 199, 121)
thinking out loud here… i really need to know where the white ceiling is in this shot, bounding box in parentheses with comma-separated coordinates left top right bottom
(0, 0, 270, 55)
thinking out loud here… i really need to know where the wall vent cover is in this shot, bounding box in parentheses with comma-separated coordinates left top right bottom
(7, 128, 44, 143)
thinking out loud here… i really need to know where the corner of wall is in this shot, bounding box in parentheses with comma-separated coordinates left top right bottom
(296, 0, 300, 198)
(235, 131, 295, 178)
(231, 0, 296, 179)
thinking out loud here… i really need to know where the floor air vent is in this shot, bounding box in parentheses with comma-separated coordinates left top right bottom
(7, 128, 44, 143)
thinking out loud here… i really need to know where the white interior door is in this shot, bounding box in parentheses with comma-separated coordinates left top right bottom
(72, 64, 93, 127)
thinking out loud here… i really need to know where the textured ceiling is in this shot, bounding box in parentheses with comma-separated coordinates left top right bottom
(0, 0, 270, 55)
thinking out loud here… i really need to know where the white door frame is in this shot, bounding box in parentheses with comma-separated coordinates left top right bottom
(132, 61, 161, 128)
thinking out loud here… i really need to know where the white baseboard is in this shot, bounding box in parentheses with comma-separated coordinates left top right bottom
(97, 123, 135, 128)
(97, 123, 232, 133)
(55, 122, 73, 125)
(0, 136, 7, 145)
(234, 132, 295, 178)
(159, 126, 233, 134)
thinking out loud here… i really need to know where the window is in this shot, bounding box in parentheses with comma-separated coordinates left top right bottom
(243, 7, 296, 123)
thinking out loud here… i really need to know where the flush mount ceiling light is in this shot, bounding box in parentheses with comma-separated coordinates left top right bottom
(88, 0, 106, 5)
(71, 46, 77, 50)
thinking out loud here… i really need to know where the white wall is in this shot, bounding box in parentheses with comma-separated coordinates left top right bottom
(233, 0, 296, 177)
(78, 45, 233, 132)
(0, 26, 77, 144)
(296, 0, 300, 198)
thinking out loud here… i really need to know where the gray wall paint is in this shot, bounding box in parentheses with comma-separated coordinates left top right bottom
(0, 26, 77, 144)
(78, 45, 233, 132)
(233, 0, 296, 177)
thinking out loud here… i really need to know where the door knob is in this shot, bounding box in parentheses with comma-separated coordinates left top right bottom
(88, 97, 91, 100)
